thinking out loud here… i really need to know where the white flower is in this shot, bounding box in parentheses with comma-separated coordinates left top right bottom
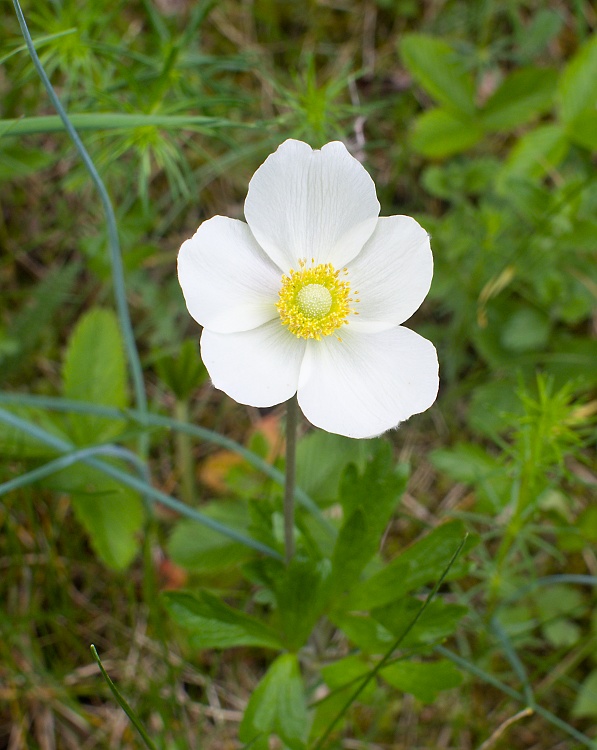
(178, 139, 439, 439)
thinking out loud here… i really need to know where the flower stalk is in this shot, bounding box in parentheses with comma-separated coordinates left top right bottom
(284, 394, 299, 564)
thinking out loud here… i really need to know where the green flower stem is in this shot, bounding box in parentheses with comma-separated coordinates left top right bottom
(174, 399, 196, 506)
(284, 394, 299, 564)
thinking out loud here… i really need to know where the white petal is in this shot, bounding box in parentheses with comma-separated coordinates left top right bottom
(178, 216, 281, 333)
(244, 140, 380, 271)
(201, 321, 306, 408)
(297, 327, 439, 439)
(347, 216, 433, 328)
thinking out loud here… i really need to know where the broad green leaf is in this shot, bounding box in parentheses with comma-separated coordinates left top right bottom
(310, 655, 376, 742)
(295, 430, 375, 505)
(330, 611, 394, 655)
(273, 558, 331, 650)
(573, 670, 597, 719)
(514, 9, 564, 62)
(331, 443, 407, 591)
(381, 659, 462, 702)
(568, 110, 597, 151)
(163, 590, 282, 650)
(62, 308, 128, 445)
(410, 108, 484, 158)
(330, 507, 372, 592)
(496, 124, 568, 192)
(344, 521, 473, 610)
(481, 67, 557, 132)
(239, 653, 308, 750)
(372, 598, 468, 647)
(557, 34, 597, 124)
(167, 501, 254, 574)
(430, 442, 502, 484)
(501, 307, 551, 352)
(46, 463, 144, 570)
(400, 34, 476, 115)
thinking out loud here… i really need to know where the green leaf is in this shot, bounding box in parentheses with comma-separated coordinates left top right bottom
(430, 442, 502, 485)
(381, 659, 462, 702)
(163, 590, 283, 650)
(481, 67, 557, 132)
(330, 611, 394, 655)
(46, 463, 144, 570)
(496, 124, 568, 192)
(557, 34, 597, 124)
(344, 521, 474, 610)
(167, 501, 254, 574)
(239, 653, 308, 750)
(273, 558, 331, 651)
(400, 34, 476, 115)
(372, 598, 468, 647)
(410, 108, 484, 158)
(568, 110, 597, 151)
(62, 308, 128, 445)
(331, 443, 407, 591)
(573, 670, 597, 719)
(330, 508, 372, 592)
(295, 430, 374, 506)
(500, 307, 551, 352)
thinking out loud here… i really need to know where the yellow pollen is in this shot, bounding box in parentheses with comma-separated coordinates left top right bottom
(276, 259, 353, 340)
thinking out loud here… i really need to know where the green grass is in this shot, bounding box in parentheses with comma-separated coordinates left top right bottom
(1, 0, 596, 748)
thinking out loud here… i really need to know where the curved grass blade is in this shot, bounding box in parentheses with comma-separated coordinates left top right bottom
(0, 112, 248, 138)
(0, 444, 143, 496)
(11, 0, 148, 452)
(0, 392, 332, 534)
(90, 645, 159, 750)
(0, 406, 282, 560)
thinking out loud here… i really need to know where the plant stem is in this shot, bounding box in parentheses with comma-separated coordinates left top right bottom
(174, 399, 195, 506)
(284, 394, 299, 564)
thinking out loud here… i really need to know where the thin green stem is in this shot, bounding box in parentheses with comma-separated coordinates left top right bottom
(284, 394, 299, 564)
(174, 399, 196, 506)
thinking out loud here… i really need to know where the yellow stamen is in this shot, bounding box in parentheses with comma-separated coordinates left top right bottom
(277, 259, 353, 340)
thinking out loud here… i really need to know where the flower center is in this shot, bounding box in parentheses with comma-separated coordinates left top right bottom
(296, 284, 332, 319)
(276, 260, 355, 340)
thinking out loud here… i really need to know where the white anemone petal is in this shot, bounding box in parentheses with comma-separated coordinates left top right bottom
(178, 216, 281, 333)
(201, 321, 306, 408)
(245, 140, 380, 271)
(298, 327, 439, 439)
(347, 216, 433, 327)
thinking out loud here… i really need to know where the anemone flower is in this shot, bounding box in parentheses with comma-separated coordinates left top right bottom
(178, 139, 439, 439)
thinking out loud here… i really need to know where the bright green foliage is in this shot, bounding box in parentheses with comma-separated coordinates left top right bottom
(62, 308, 128, 444)
(239, 653, 308, 750)
(381, 660, 463, 703)
(557, 34, 597, 125)
(481, 67, 557, 132)
(47, 463, 144, 570)
(400, 35, 476, 115)
(344, 521, 474, 610)
(167, 501, 254, 574)
(163, 590, 283, 651)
